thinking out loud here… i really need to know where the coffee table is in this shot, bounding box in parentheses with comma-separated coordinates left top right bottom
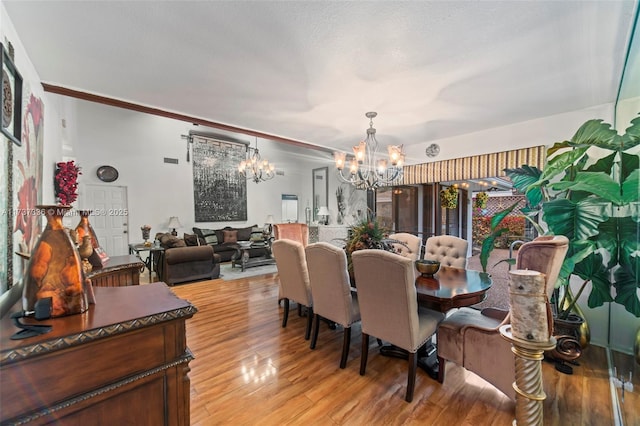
(231, 242, 275, 272)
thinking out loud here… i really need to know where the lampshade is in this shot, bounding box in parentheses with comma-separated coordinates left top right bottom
(168, 216, 182, 235)
(265, 215, 275, 224)
(317, 207, 330, 217)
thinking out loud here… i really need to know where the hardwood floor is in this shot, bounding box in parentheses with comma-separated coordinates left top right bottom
(169, 273, 616, 425)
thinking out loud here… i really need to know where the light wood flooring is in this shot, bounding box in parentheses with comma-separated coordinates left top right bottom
(168, 273, 617, 425)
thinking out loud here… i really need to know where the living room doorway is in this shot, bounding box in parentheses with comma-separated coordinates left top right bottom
(83, 184, 130, 256)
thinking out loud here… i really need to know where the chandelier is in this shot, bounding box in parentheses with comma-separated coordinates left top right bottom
(334, 112, 405, 190)
(238, 137, 276, 183)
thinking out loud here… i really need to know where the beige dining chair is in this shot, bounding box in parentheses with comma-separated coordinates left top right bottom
(388, 232, 422, 261)
(271, 239, 314, 340)
(273, 223, 309, 303)
(352, 249, 445, 402)
(436, 235, 569, 400)
(424, 235, 469, 268)
(305, 242, 361, 368)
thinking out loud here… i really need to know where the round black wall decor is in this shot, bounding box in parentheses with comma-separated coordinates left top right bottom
(96, 165, 119, 182)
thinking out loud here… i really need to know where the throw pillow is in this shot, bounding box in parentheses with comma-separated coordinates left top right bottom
(160, 233, 186, 248)
(223, 230, 238, 243)
(250, 227, 264, 242)
(194, 227, 219, 245)
(237, 225, 256, 241)
(183, 233, 200, 246)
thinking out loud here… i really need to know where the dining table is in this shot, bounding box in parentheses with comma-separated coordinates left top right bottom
(379, 265, 493, 379)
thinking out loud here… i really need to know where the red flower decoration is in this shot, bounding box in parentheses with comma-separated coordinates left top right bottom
(54, 161, 81, 205)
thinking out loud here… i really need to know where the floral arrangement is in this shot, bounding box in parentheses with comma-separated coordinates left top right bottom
(345, 214, 396, 278)
(440, 185, 458, 209)
(474, 191, 489, 209)
(54, 160, 81, 205)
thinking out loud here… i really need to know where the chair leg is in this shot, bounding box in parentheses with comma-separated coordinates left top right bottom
(360, 333, 369, 375)
(304, 307, 313, 340)
(406, 352, 417, 403)
(310, 313, 321, 349)
(281, 299, 289, 328)
(339, 327, 352, 369)
(437, 356, 445, 384)
(298, 304, 302, 317)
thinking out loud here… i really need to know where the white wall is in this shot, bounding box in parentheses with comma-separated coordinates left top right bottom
(63, 96, 333, 246)
(404, 103, 615, 164)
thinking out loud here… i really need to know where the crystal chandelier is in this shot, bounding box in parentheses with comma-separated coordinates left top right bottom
(238, 137, 276, 183)
(334, 112, 405, 190)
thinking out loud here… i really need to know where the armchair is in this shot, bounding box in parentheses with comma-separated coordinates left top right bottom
(436, 235, 569, 400)
(158, 245, 220, 286)
(273, 223, 309, 247)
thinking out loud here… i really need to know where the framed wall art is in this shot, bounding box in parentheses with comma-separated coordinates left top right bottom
(1, 42, 23, 146)
(191, 135, 247, 222)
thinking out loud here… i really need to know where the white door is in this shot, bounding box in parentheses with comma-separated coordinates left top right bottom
(83, 185, 129, 256)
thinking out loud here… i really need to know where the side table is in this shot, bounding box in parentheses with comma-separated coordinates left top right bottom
(128, 243, 164, 282)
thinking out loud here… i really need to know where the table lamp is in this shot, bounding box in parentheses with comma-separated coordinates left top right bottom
(317, 206, 330, 225)
(264, 214, 275, 237)
(168, 216, 182, 236)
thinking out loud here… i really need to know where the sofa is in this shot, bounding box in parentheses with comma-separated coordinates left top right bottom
(155, 233, 221, 285)
(193, 225, 268, 262)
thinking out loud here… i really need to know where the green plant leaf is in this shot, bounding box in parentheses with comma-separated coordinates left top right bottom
(505, 166, 543, 207)
(569, 119, 619, 149)
(543, 198, 609, 241)
(619, 115, 640, 151)
(572, 252, 613, 309)
(586, 152, 616, 174)
(620, 152, 640, 182)
(556, 244, 595, 288)
(479, 228, 509, 273)
(549, 172, 623, 205)
(618, 216, 640, 267)
(621, 169, 639, 204)
(489, 201, 520, 230)
(613, 260, 640, 316)
(547, 141, 571, 157)
(540, 146, 589, 184)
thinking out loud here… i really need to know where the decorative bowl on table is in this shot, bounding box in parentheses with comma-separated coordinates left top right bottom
(237, 241, 253, 249)
(415, 259, 440, 277)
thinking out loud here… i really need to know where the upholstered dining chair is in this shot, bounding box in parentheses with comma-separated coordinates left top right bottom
(352, 249, 445, 402)
(274, 223, 309, 247)
(388, 232, 422, 261)
(273, 223, 309, 303)
(271, 239, 313, 340)
(305, 242, 361, 368)
(436, 235, 569, 400)
(424, 235, 469, 268)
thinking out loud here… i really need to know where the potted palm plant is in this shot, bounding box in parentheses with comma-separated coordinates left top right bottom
(503, 117, 639, 321)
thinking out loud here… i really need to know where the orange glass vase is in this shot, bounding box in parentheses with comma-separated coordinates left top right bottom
(75, 210, 100, 249)
(23, 205, 88, 317)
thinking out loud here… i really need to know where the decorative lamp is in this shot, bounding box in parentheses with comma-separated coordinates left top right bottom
(238, 137, 276, 183)
(168, 216, 182, 236)
(334, 112, 405, 190)
(317, 206, 330, 225)
(264, 214, 275, 237)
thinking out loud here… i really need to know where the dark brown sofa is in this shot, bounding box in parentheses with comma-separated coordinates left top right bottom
(193, 225, 267, 262)
(155, 233, 221, 285)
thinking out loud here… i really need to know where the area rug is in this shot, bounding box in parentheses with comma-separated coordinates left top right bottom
(218, 262, 278, 281)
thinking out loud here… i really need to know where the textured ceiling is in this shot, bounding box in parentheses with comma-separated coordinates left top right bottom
(3, 1, 637, 164)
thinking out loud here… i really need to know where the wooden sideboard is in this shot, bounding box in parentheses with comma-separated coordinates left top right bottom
(86, 254, 145, 287)
(0, 283, 197, 425)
